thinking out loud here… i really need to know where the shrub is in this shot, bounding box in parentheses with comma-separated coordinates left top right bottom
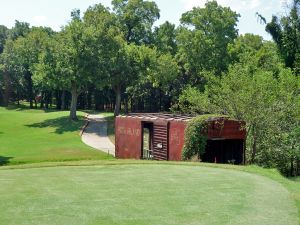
(182, 115, 210, 160)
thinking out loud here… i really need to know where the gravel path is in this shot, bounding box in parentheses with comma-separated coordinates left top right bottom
(81, 114, 115, 156)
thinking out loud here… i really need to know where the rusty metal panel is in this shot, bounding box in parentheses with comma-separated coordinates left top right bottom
(168, 121, 187, 161)
(115, 115, 246, 162)
(115, 117, 142, 159)
(152, 123, 168, 160)
(207, 119, 246, 140)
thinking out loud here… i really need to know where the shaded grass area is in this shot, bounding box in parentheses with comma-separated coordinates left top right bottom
(0, 106, 113, 165)
(0, 163, 298, 225)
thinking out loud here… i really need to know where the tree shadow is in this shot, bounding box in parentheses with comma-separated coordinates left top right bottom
(4, 103, 60, 113)
(289, 177, 300, 182)
(25, 116, 85, 134)
(0, 156, 12, 166)
(5, 104, 28, 110)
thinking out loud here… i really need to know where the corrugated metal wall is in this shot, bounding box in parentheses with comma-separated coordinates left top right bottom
(152, 124, 168, 160)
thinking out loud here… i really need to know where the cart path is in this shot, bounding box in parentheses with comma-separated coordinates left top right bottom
(81, 114, 115, 156)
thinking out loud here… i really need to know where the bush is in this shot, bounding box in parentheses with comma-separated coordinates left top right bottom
(182, 115, 210, 160)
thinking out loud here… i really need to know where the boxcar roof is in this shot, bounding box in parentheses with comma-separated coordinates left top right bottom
(117, 113, 232, 122)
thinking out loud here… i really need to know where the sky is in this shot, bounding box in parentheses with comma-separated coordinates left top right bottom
(0, 0, 290, 40)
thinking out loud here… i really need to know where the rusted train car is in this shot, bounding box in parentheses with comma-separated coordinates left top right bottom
(115, 113, 246, 164)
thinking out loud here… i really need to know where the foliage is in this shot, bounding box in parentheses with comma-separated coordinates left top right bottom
(8, 20, 30, 40)
(112, 0, 160, 44)
(34, 7, 124, 119)
(0, 25, 8, 53)
(0, 27, 52, 108)
(177, 0, 240, 84)
(172, 85, 209, 114)
(265, 0, 300, 74)
(182, 115, 210, 160)
(177, 51, 300, 175)
(153, 21, 177, 55)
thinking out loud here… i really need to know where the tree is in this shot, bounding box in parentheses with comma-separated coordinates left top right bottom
(1, 39, 23, 106)
(35, 7, 125, 119)
(34, 13, 93, 119)
(0, 25, 9, 105)
(271, 71, 300, 176)
(3, 27, 52, 108)
(83, 2, 175, 116)
(175, 45, 300, 175)
(153, 21, 177, 55)
(8, 20, 30, 40)
(112, 0, 160, 44)
(104, 0, 161, 115)
(228, 33, 264, 63)
(83, 4, 126, 116)
(0, 21, 31, 106)
(176, 0, 240, 85)
(265, 0, 300, 74)
(228, 34, 283, 74)
(0, 25, 8, 53)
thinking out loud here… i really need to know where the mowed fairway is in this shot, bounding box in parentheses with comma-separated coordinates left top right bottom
(0, 106, 112, 164)
(0, 164, 297, 225)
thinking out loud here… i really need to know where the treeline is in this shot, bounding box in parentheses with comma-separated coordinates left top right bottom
(0, 1, 179, 119)
(0, 0, 299, 176)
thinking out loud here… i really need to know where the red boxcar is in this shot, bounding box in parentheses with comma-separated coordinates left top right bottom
(115, 113, 246, 164)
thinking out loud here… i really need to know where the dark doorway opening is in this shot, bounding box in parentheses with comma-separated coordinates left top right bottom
(202, 139, 244, 164)
(142, 122, 153, 160)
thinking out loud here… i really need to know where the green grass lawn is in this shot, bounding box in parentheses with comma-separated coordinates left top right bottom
(0, 106, 113, 165)
(0, 162, 298, 225)
(0, 106, 299, 224)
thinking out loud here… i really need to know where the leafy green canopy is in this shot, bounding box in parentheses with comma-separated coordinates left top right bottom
(177, 0, 240, 84)
(176, 45, 300, 175)
(266, 0, 300, 74)
(112, 0, 160, 44)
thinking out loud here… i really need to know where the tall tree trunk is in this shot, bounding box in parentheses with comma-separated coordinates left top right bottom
(70, 82, 78, 120)
(114, 84, 121, 116)
(131, 99, 134, 113)
(3, 71, 10, 107)
(49, 92, 52, 108)
(55, 90, 61, 110)
(45, 91, 49, 109)
(61, 90, 66, 110)
(25, 71, 33, 109)
(87, 88, 92, 110)
(17, 90, 20, 106)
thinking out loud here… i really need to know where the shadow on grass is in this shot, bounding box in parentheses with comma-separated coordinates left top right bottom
(290, 177, 300, 182)
(0, 156, 12, 166)
(25, 116, 85, 134)
(4, 103, 29, 110)
(5, 103, 60, 113)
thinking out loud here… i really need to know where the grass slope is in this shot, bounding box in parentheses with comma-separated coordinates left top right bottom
(0, 163, 297, 225)
(0, 106, 112, 165)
